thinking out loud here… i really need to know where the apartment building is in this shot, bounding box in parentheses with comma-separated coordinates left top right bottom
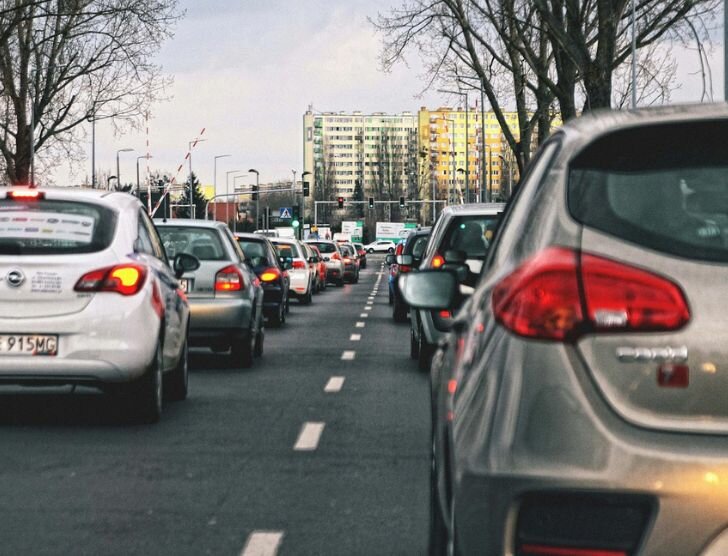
(302, 108, 418, 204)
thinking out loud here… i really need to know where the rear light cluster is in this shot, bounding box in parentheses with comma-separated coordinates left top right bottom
(343, 257, 351, 264)
(260, 267, 281, 282)
(75, 264, 147, 296)
(331, 252, 342, 261)
(516, 492, 653, 556)
(215, 265, 244, 292)
(431, 253, 445, 269)
(7, 189, 44, 200)
(492, 247, 690, 342)
(291, 260, 306, 270)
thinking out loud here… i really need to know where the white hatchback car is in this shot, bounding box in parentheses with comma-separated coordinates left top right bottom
(0, 187, 198, 423)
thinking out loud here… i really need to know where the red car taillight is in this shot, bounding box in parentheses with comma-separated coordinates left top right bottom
(399, 264, 412, 273)
(492, 247, 689, 342)
(260, 267, 281, 282)
(215, 265, 244, 291)
(291, 260, 306, 269)
(75, 264, 147, 296)
(7, 189, 44, 200)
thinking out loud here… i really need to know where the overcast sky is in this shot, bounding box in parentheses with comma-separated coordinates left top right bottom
(56, 0, 725, 193)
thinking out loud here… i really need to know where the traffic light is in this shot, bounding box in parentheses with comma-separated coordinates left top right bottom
(252, 184, 259, 201)
(368, 197, 374, 209)
(303, 181, 310, 197)
(399, 196, 405, 208)
(337, 196, 344, 208)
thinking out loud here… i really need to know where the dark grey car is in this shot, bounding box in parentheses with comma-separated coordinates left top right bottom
(402, 104, 728, 555)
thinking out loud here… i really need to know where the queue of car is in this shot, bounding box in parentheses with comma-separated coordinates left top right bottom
(395, 104, 728, 555)
(0, 186, 371, 425)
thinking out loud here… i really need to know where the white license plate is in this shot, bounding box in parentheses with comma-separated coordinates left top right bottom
(179, 279, 189, 293)
(0, 334, 58, 356)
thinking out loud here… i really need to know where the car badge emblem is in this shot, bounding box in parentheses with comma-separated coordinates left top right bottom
(6, 269, 25, 288)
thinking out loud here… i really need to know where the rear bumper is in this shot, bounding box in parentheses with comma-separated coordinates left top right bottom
(0, 294, 160, 385)
(188, 297, 253, 344)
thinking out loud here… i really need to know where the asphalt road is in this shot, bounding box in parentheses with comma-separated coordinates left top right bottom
(0, 255, 430, 556)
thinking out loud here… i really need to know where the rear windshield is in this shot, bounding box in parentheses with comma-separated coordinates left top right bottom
(340, 244, 354, 256)
(407, 235, 429, 258)
(0, 198, 116, 255)
(441, 214, 500, 259)
(275, 244, 294, 260)
(157, 226, 227, 260)
(308, 241, 336, 254)
(569, 121, 728, 262)
(237, 239, 269, 266)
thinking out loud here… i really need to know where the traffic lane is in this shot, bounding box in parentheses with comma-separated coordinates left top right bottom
(0, 260, 428, 555)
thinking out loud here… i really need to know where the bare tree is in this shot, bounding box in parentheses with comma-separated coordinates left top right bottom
(0, 0, 182, 184)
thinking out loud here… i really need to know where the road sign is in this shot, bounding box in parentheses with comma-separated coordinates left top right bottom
(279, 207, 292, 219)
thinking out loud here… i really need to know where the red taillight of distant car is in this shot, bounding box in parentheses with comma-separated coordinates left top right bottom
(260, 268, 281, 282)
(6, 189, 44, 200)
(492, 246, 690, 342)
(75, 264, 147, 296)
(215, 265, 244, 292)
(291, 260, 306, 269)
(331, 252, 342, 261)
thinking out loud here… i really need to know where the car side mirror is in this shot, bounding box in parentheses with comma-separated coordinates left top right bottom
(399, 270, 457, 309)
(173, 252, 200, 278)
(308, 256, 317, 263)
(396, 254, 413, 266)
(384, 254, 396, 265)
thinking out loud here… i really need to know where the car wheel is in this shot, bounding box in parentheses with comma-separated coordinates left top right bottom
(269, 304, 283, 327)
(418, 324, 434, 371)
(410, 327, 419, 359)
(387, 247, 394, 253)
(336, 278, 344, 287)
(300, 289, 312, 305)
(388, 288, 394, 305)
(129, 341, 163, 424)
(367, 248, 374, 254)
(165, 336, 188, 402)
(254, 324, 264, 358)
(393, 298, 408, 323)
(230, 330, 254, 369)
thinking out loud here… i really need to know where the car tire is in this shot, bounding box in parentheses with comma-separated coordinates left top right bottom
(367, 248, 373, 254)
(388, 289, 393, 305)
(301, 289, 312, 305)
(418, 324, 434, 371)
(429, 439, 449, 556)
(230, 330, 254, 369)
(336, 278, 344, 287)
(393, 298, 408, 323)
(269, 303, 283, 327)
(129, 341, 163, 424)
(410, 327, 419, 359)
(387, 247, 394, 253)
(165, 336, 188, 402)
(285, 296, 290, 314)
(254, 325, 264, 358)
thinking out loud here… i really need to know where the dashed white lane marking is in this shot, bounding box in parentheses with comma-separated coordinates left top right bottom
(294, 422, 325, 451)
(350, 333, 361, 341)
(360, 313, 368, 318)
(366, 301, 373, 305)
(324, 376, 345, 393)
(355, 322, 365, 328)
(364, 306, 372, 311)
(240, 531, 283, 556)
(341, 350, 356, 360)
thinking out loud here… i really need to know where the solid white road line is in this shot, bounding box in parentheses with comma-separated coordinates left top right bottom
(355, 322, 366, 328)
(341, 350, 356, 360)
(324, 376, 345, 392)
(294, 422, 325, 451)
(350, 334, 361, 341)
(240, 531, 284, 556)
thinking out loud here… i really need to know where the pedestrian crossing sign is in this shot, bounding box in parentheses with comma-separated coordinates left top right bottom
(279, 207, 292, 219)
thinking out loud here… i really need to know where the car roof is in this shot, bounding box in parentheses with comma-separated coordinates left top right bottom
(10, 187, 141, 213)
(154, 218, 224, 229)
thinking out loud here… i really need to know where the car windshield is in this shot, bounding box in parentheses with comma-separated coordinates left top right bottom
(441, 214, 500, 260)
(0, 199, 116, 255)
(157, 226, 227, 260)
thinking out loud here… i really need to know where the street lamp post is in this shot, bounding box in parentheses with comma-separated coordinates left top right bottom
(225, 170, 242, 226)
(214, 154, 231, 222)
(188, 139, 207, 218)
(497, 153, 513, 200)
(248, 169, 260, 230)
(442, 118, 456, 205)
(233, 174, 248, 233)
(136, 155, 152, 197)
(115, 148, 134, 190)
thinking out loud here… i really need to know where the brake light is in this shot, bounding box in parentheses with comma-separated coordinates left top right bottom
(432, 253, 445, 269)
(7, 189, 43, 200)
(74, 264, 147, 296)
(215, 265, 244, 291)
(343, 257, 351, 263)
(331, 252, 341, 261)
(492, 247, 689, 342)
(439, 310, 452, 318)
(292, 260, 306, 269)
(399, 265, 412, 273)
(260, 267, 281, 282)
